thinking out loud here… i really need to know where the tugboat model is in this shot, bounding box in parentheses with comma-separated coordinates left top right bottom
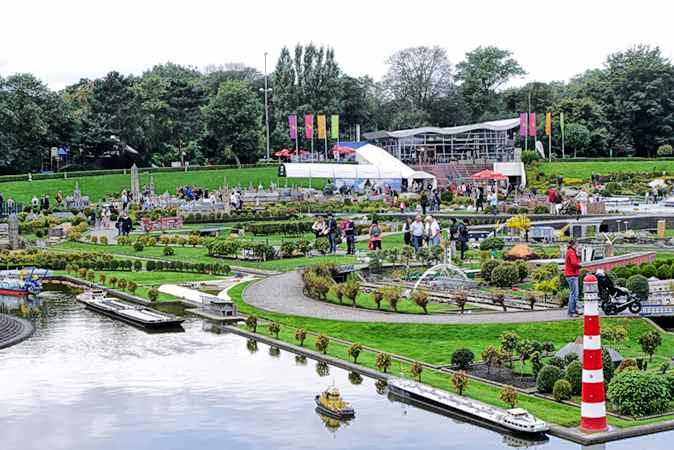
(0, 269, 45, 296)
(314, 385, 355, 419)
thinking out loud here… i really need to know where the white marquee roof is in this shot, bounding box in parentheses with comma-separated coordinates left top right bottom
(363, 117, 520, 139)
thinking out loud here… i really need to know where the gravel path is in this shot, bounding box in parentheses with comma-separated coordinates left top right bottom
(243, 271, 572, 324)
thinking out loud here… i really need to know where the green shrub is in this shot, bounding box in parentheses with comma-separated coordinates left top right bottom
(480, 259, 501, 282)
(491, 263, 519, 287)
(313, 238, 330, 255)
(537, 365, 563, 393)
(133, 241, 144, 252)
(163, 246, 175, 256)
(553, 379, 573, 401)
(521, 149, 540, 165)
(564, 353, 579, 367)
(479, 237, 505, 251)
(640, 263, 656, 278)
(656, 264, 672, 280)
(514, 260, 528, 282)
(565, 360, 583, 395)
(618, 358, 638, 372)
(534, 205, 549, 214)
(607, 370, 670, 416)
(451, 348, 475, 370)
(626, 274, 649, 298)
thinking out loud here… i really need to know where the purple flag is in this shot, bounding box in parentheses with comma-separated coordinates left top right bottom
(519, 113, 528, 137)
(288, 115, 297, 140)
(529, 112, 537, 137)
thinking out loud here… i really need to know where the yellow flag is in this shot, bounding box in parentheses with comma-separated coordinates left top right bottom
(317, 114, 326, 139)
(545, 112, 552, 136)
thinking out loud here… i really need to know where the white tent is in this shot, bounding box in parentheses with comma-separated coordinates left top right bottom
(279, 143, 436, 189)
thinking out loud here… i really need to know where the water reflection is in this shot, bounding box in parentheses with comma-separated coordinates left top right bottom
(1, 292, 673, 450)
(0, 293, 45, 318)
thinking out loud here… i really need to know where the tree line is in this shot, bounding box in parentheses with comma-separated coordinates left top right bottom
(1, 43, 673, 174)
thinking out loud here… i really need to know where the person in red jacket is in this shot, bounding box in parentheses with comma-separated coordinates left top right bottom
(564, 239, 582, 317)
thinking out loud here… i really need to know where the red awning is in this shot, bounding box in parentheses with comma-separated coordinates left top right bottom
(466, 169, 508, 181)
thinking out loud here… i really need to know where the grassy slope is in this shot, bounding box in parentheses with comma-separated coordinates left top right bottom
(0, 167, 325, 203)
(535, 160, 674, 180)
(231, 282, 673, 427)
(53, 241, 357, 272)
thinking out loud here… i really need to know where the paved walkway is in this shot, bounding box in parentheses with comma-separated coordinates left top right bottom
(243, 271, 571, 324)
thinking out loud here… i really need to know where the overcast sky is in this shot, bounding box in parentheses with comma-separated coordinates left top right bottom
(2, 0, 672, 90)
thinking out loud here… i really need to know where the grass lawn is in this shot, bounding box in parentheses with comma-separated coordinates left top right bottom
(233, 281, 674, 428)
(52, 240, 357, 272)
(534, 160, 674, 181)
(0, 166, 326, 204)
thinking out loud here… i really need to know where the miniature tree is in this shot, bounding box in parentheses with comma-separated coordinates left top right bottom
(98, 274, 107, 285)
(452, 371, 469, 395)
(499, 331, 520, 368)
(530, 351, 543, 378)
(245, 315, 258, 333)
(383, 287, 401, 312)
(376, 352, 392, 373)
(343, 277, 360, 307)
(315, 334, 330, 354)
(639, 330, 662, 361)
(499, 385, 518, 408)
(481, 345, 503, 374)
(411, 289, 430, 314)
(373, 288, 385, 310)
(516, 340, 535, 378)
(268, 321, 281, 339)
(334, 283, 345, 304)
(295, 328, 307, 347)
(148, 287, 159, 302)
(410, 361, 423, 381)
(348, 343, 363, 363)
(452, 288, 468, 314)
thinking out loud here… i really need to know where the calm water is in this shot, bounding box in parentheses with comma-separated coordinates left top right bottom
(1, 293, 672, 450)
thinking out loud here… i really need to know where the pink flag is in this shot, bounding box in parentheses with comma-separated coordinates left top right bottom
(304, 114, 314, 140)
(529, 112, 537, 137)
(519, 113, 528, 137)
(288, 115, 297, 140)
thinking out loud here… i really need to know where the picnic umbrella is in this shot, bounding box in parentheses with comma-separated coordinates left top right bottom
(274, 148, 291, 158)
(332, 145, 355, 154)
(466, 169, 508, 181)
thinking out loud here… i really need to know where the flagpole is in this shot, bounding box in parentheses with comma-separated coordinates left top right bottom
(561, 113, 565, 159)
(548, 131, 552, 162)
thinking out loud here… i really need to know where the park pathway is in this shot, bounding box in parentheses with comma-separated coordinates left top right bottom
(243, 271, 571, 324)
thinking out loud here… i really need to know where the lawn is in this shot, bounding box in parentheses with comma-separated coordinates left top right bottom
(0, 166, 326, 204)
(232, 281, 674, 428)
(52, 240, 358, 272)
(534, 160, 674, 181)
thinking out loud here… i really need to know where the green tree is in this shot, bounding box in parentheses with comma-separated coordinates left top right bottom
(410, 361, 423, 381)
(376, 352, 392, 373)
(499, 331, 520, 368)
(564, 123, 592, 157)
(268, 321, 281, 339)
(315, 334, 330, 354)
(202, 80, 262, 164)
(452, 371, 469, 396)
(456, 46, 526, 119)
(294, 328, 307, 347)
(348, 343, 363, 363)
(245, 315, 258, 333)
(499, 385, 518, 408)
(639, 330, 663, 361)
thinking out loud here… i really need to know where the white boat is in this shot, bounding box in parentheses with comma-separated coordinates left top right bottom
(76, 290, 184, 329)
(387, 378, 549, 435)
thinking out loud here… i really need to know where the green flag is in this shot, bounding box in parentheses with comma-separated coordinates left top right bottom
(331, 114, 339, 140)
(560, 112, 565, 133)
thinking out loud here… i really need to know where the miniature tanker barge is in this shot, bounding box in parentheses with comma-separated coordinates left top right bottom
(76, 290, 184, 330)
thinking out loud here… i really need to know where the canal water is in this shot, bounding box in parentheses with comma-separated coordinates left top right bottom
(1, 293, 672, 450)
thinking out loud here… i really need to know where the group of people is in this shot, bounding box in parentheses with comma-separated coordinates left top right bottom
(177, 185, 209, 201)
(229, 189, 244, 212)
(311, 214, 358, 255)
(30, 195, 51, 212)
(402, 215, 470, 259)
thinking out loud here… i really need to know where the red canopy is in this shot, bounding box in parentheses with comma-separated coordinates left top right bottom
(332, 145, 355, 154)
(466, 169, 508, 181)
(274, 149, 291, 157)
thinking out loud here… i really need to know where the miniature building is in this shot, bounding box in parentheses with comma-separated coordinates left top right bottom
(130, 164, 140, 203)
(556, 338, 623, 367)
(64, 182, 90, 209)
(8, 214, 19, 250)
(201, 294, 238, 317)
(140, 216, 184, 232)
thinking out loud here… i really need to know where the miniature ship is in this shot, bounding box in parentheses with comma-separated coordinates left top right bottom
(387, 378, 548, 435)
(76, 289, 184, 330)
(314, 385, 355, 419)
(0, 269, 47, 296)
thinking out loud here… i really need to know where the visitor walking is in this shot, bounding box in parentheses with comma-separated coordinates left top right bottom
(420, 192, 428, 215)
(344, 217, 356, 255)
(564, 239, 581, 317)
(410, 215, 425, 251)
(476, 188, 484, 213)
(326, 213, 338, 254)
(547, 187, 557, 215)
(488, 189, 498, 215)
(402, 217, 412, 247)
(368, 219, 382, 251)
(449, 218, 458, 256)
(428, 216, 441, 247)
(457, 219, 469, 260)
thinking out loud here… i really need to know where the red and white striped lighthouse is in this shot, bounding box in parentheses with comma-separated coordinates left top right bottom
(580, 273, 608, 432)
